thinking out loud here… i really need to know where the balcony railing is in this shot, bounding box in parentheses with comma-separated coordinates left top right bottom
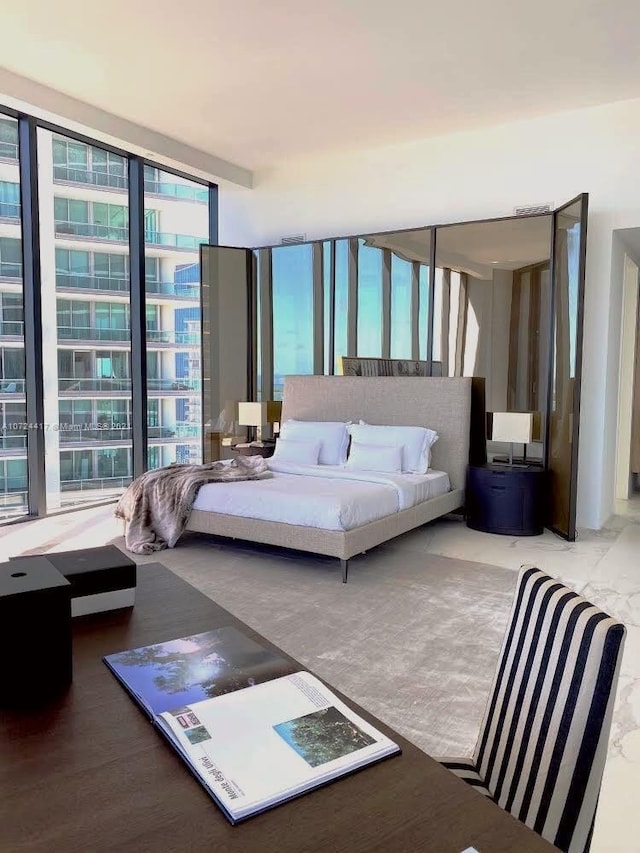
(144, 230, 205, 251)
(56, 326, 199, 345)
(0, 262, 22, 280)
(53, 165, 127, 190)
(148, 378, 200, 392)
(146, 329, 200, 345)
(60, 476, 130, 493)
(57, 425, 180, 443)
(56, 273, 129, 293)
(57, 377, 200, 393)
(55, 221, 128, 242)
(55, 220, 204, 250)
(0, 379, 25, 394)
(58, 377, 131, 393)
(143, 179, 208, 204)
(0, 202, 20, 220)
(0, 434, 27, 450)
(54, 273, 198, 299)
(0, 321, 24, 337)
(57, 325, 130, 342)
(146, 280, 199, 298)
(174, 424, 201, 438)
(0, 142, 19, 161)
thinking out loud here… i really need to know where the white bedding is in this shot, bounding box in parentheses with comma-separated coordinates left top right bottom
(191, 462, 450, 532)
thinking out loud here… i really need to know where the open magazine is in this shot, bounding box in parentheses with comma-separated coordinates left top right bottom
(104, 626, 400, 823)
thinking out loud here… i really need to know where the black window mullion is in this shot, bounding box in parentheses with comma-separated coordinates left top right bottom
(19, 116, 46, 517)
(200, 183, 219, 462)
(209, 184, 219, 244)
(426, 228, 437, 371)
(128, 157, 147, 477)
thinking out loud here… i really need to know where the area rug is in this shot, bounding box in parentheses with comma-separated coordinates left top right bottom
(128, 531, 518, 757)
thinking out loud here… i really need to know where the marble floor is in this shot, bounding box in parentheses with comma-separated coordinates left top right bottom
(1, 496, 639, 852)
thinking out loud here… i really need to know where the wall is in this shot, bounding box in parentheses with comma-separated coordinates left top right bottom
(219, 97, 640, 530)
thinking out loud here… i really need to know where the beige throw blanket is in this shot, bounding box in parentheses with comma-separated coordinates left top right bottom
(116, 456, 268, 554)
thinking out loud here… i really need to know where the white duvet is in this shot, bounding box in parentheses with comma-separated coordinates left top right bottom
(191, 462, 450, 532)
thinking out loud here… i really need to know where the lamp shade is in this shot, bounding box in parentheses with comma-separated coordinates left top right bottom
(491, 412, 534, 444)
(237, 401, 282, 427)
(238, 402, 267, 427)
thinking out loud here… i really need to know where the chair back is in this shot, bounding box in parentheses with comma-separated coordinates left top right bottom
(473, 566, 625, 852)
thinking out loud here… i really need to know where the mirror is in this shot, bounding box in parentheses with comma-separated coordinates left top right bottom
(434, 216, 552, 461)
(546, 196, 588, 538)
(201, 246, 252, 461)
(350, 228, 432, 367)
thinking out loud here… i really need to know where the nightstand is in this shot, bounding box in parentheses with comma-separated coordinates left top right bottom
(233, 443, 275, 459)
(466, 463, 546, 536)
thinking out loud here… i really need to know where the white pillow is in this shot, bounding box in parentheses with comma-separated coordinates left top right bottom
(345, 442, 402, 473)
(348, 422, 438, 473)
(280, 420, 350, 465)
(272, 438, 321, 465)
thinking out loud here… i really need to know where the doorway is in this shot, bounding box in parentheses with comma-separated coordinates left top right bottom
(614, 237, 640, 505)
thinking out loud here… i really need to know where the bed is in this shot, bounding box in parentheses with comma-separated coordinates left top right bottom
(186, 376, 472, 581)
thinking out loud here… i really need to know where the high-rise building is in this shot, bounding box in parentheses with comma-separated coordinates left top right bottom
(0, 119, 209, 517)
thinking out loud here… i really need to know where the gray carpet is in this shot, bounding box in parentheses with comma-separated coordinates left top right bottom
(122, 530, 517, 758)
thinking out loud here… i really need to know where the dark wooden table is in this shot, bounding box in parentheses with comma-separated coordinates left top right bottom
(0, 564, 555, 853)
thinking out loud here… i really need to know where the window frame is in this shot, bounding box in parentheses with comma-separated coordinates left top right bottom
(0, 103, 218, 524)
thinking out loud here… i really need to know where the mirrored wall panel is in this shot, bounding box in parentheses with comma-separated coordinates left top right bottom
(434, 216, 552, 460)
(353, 228, 432, 370)
(546, 197, 588, 539)
(201, 246, 251, 462)
(272, 243, 314, 400)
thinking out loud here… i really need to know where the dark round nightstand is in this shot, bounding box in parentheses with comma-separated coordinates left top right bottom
(234, 443, 275, 459)
(466, 463, 546, 536)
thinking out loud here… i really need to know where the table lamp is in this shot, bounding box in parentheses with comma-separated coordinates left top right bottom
(237, 401, 282, 443)
(491, 412, 534, 466)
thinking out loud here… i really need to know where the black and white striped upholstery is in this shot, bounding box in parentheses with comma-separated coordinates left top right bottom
(441, 566, 625, 853)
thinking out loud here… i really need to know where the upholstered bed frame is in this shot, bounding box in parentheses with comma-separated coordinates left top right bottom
(186, 376, 472, 581)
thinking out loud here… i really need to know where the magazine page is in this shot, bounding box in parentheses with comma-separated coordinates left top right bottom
(157, 671, 400, 822)
(104, 626, 297, 716)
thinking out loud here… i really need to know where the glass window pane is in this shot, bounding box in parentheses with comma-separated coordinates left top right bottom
(390, 254, 412, 359)
(68, 142, 87, 167)
(144, 167, 208, 468)
(0, 117, 19, 159)
(68, 199, 88, 223)
(0, 181, 20, 219)
(0, 237, 22, 279)
(272, 243, 314, 401)
(357, 238, 382, 357)
(39, 129, 132, 509)
(0, 115, 27, 518)
(419, 266, 429, 360)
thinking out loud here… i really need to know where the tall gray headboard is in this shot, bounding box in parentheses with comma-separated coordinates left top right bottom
(281, 376, 472, 491)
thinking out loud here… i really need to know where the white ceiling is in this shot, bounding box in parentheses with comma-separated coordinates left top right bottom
(1, 0, 640, 171)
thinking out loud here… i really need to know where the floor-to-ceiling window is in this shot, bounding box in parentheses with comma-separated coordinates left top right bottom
(272, 243, 314, 400)
(0, 106, 216, 522)
(390, 253, 412, 359)
(356, 239, 383, 357)
(38, 129, 134, 509)
(0, 114, 28, 519)
(144, 167, 209, 469)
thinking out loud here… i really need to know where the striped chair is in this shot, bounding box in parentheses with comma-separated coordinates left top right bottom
(440, 566, 625, 853)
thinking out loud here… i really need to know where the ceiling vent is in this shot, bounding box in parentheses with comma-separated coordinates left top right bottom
(281, 234, 306, 245)
(513, 203, 552, 216)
